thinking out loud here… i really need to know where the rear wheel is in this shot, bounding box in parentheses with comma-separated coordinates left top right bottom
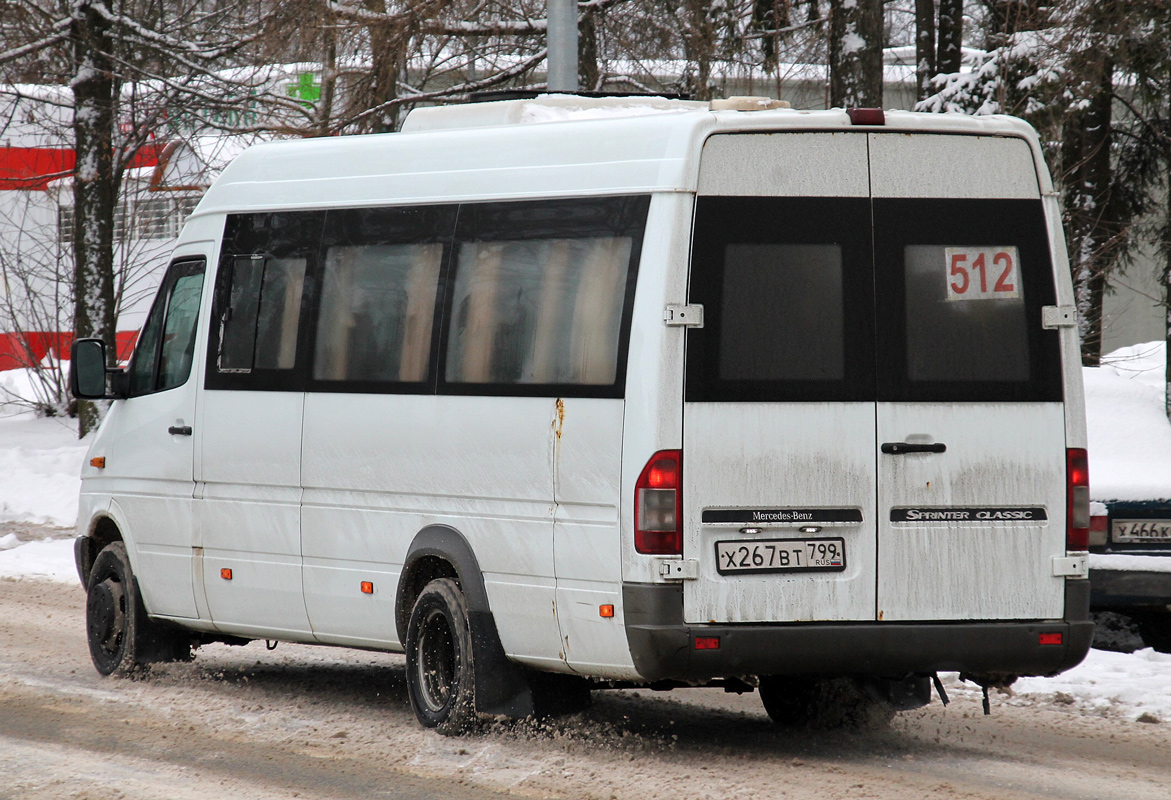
(758, 676, 820, 727)
(86, 542, 190, 675)
(759, 676, 896, 729)
(405, 578, 476, 734)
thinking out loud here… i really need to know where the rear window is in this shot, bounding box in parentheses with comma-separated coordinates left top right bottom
(686, 197, 875, 402)
(687, 197, 1062, 403)
(874, 198, 1062, 402)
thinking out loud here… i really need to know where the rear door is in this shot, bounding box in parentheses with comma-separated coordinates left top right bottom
(683, 133, 878, 624)
(870, 134, 1067, 620)
(683, 131, 1066, 626)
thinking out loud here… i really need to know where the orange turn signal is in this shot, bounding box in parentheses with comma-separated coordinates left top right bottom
(360, 581, 374, 594)
(599, 604, 614, 618)
(220, 568, 233, 580)
(90, 457, 106, 469)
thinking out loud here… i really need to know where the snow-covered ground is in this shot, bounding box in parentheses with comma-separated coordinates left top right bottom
(3, 346, 1171, 725)
(0, 368, 89, 527)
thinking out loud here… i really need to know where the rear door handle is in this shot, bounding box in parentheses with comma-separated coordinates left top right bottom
(881, 442, 945, 454)
(168, 425, 193, 436)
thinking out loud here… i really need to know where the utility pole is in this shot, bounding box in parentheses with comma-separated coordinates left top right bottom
(546, 0, 578, 92)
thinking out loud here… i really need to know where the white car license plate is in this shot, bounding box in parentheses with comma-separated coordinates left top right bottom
(1112, 519, 1171, 543)
(715, 538, 846, 575)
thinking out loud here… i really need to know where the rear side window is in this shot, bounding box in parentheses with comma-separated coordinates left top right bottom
(687, 197, 875, 402)
(874, 199, 1061, 401)
(442, 196, 648, 396)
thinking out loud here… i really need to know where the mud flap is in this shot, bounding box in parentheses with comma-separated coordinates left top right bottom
(468, 610, 536, 717)
(468, 610, 592, 718)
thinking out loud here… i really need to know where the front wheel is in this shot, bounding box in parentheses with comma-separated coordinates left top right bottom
(85, 542, 190, 676)
(405, 578, 477, 734)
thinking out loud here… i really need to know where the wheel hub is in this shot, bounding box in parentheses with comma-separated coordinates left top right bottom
(416, 608, 455, 712)
(88, 577, 126, 653)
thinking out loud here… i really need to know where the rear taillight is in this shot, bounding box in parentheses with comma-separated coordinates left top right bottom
(635, 450, 682, 555)
(1067, 448, 1089, 552)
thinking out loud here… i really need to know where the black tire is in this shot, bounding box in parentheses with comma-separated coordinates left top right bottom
(758, 676, 821, 727)
(1135, 612, 1171, 654)
(405, 578, 477, 734)
(85, 542, 190, 676)
(759, 676, 896, 729)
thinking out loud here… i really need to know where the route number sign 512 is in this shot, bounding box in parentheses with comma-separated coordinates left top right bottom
(945, 246, 1020, 301)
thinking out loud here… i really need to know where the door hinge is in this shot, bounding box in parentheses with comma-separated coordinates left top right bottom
(1052, 555, 1088, 577)
(656, 558, 699, 581)
(664, 304, 704, 328)
(1042, 305, 1077, 329)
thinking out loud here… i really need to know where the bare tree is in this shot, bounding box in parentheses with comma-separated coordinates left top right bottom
(828, 0, 883, 107)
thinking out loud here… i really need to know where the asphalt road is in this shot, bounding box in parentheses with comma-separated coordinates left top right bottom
(2, 553, 1170, 799)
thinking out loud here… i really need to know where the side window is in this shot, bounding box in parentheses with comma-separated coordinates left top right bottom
(315, 245, 442, 382)
(157, 271, 205, 391)
(218, 256, 306, 373)
(442, 196, 648, 394)
(311, 205, 453, 387)
(208, 211, 323, 390)
(129, 259, 206, 396)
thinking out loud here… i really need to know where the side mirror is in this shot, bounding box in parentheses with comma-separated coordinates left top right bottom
(70, 338, 127, 400)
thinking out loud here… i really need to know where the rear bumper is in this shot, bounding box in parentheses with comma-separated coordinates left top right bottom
(1090, 566, 1171, 608)
(623, 580, 1093, 682)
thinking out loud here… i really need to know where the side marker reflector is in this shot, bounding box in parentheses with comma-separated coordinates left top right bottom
(220, 568, 233, 580)
(599, 604, 614, 618)
(90, 457, 106, 469)
(1039, 632, 1063, 646)
(360, 581, 374, 594)
(694, 636, 720, 650)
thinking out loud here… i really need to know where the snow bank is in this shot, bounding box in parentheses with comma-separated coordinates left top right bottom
(1085, 341, 1171, 501)
(0, 537, 77, 583)
(1012, 647, 1171, 722)
(0, 368, 88, 527)
(0, 412, 87, 527)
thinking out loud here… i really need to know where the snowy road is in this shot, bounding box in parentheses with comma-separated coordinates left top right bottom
(2, 561, 1170, 799)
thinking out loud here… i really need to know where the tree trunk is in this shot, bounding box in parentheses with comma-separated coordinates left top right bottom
(1164, 160, 1171, 422)
(828, 0, 883, 108)
(318, 14, 338, 136)
(683, 0, 718, 101)
(579, 8, 600, 92)
(1063, 55, 1115, 367)
(915, 0, 936, 100)
(71, 0, 118, 437)
(936, 0, 963, 75)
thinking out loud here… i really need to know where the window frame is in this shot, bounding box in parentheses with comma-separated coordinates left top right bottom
(685, 196, 878, 403)
(203, 196, 650, 399)
(303, 204, 457, 396)
(205, 211, 325, 392)
(872, 198, 1063, 403)
(127, 257, 206, 398)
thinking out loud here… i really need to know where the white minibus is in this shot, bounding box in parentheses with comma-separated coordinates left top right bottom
(71, 95, 1093, 732)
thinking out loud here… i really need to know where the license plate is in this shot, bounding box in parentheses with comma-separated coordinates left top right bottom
(715, 538, 846, 575)
(1112, 519, 1171, 543)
